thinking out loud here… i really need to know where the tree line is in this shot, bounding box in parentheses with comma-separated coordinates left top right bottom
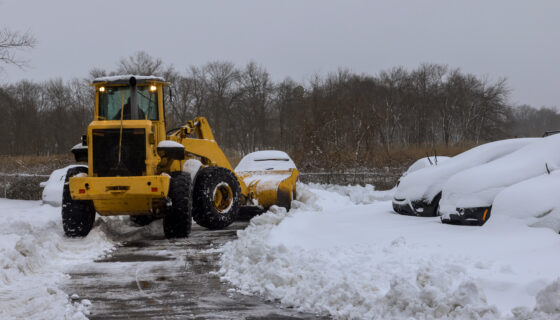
(1, 52, 558, 171)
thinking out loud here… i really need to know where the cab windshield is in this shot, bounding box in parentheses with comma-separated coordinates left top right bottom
(98, 86, 158, 120)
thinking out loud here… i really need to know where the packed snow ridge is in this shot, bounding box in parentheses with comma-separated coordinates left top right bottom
(219, 183, 560, 320)
(0, 200, 115, 320)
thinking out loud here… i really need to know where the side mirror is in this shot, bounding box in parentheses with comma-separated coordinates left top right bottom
(157, 140, 185, 160)
(71, 143, 88, 162)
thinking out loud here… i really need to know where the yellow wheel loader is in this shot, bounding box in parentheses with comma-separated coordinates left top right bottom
(64, 75, 298, 238)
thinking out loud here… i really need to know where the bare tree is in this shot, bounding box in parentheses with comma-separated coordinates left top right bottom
(1, 58, 547, 179)
(0, 28, 36, 69)
(117, 51, 165, 76)
(88, 67, 107, 80)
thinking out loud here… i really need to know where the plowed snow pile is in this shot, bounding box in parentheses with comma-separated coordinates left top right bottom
(219, 183, 560, 319)
(0, 199, 115, 320)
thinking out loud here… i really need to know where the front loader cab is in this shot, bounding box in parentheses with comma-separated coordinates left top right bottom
(93, 75, 169, 124)
(87, 76, 170, 178)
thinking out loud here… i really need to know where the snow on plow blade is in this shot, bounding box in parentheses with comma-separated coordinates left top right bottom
(235, 151, 299, 210)
(239, 169, 299, 209)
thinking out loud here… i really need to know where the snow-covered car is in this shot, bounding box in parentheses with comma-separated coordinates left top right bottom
(235, 150, 298, 210)
(41, 165, 87, 206)
(439, 134, 560, 226)
(491, 170, 560, 232)
(392, 156, 449, 201)
(392, 138, 537, 217)
(401, 156, 450, 178)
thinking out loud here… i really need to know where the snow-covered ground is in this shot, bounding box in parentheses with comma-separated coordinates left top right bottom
(0, 199, 114, 320)
(3, 181, 560, 319)
(220, 183, 560, 319)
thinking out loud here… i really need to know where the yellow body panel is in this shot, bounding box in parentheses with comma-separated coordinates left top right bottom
(93, 198, 154, 216)
(69, 175, 170, 215)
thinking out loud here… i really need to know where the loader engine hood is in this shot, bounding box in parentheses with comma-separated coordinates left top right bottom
(87, 120, 154, 177)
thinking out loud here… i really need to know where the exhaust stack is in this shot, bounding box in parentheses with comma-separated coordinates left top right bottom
(129, 77, 138, 119)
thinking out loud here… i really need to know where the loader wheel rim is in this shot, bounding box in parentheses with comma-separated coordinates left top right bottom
(213, 182, 233, 213)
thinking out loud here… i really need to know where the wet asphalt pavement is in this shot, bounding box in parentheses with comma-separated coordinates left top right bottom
(63, 221, 330, 320)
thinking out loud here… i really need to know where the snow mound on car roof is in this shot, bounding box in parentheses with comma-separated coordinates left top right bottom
(235, 150, 296, 172)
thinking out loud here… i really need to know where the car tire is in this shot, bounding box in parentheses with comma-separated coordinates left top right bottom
(192, 167, 240, 230)
(62, 166, 95, 237)
(163, 172, 193, 238)
(421, 192, 442, 217)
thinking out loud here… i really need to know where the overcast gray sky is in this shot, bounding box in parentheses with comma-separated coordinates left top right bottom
(1, 0, 558, 108)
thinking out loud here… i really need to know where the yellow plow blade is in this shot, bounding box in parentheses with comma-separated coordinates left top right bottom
(237, 168, 299, 210)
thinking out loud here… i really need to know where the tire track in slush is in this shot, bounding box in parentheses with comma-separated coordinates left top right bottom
(63, 221, 329, 319)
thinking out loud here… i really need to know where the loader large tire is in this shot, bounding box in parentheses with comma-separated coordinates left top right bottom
(163, 172, 193, 238)
(62, 166, 95, 237)
(192, 167, 241, 230)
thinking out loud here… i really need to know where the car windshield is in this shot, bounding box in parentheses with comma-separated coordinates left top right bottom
(98, 86, 158, 120)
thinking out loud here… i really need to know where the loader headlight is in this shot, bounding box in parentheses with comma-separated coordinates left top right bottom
(149, 85, 157, 92)
(99, 86, 105, 92)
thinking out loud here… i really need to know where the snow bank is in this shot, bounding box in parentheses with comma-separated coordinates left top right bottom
(535, 279, 560, 314)
(304, 182, 395, 204)
(440, 134, 560, 216)
(394, 138, 537, 202)
(220, 183, 560, 319)
(0, 199, 115, 319)
(491, 171, 560, 233)
(509, 278, 560, 319)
